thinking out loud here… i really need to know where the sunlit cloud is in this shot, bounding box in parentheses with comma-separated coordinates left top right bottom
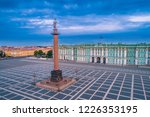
(128, 15, 150, 22)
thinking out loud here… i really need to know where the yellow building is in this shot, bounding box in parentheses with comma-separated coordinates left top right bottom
(2, 47, 52, 57)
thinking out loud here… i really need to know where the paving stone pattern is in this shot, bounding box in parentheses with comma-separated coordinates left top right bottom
(0, 58, 150, 100)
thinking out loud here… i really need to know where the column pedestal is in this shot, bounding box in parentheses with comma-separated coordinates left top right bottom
(51, 70, 63, 82)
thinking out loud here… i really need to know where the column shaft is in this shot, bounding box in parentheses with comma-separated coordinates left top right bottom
(54, 35, 59, 70)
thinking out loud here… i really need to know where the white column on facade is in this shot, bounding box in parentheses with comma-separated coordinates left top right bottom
(94, 48, 96, 62)
(90, 48, 92, 62)
(78, 49, 80, 61)
(117, 48, 119, 64)
(82, 48, 84, 62)
(67, 49, 68, 59)
(121, 48, 122, 57)
(146, 48, 148, 64)
(116, 48, 120, 64)
(124, 48, 127, 57)
(64, 48, 66, 56)
(94, 48, 97, 62)
(84, 49, 86, 62)
(118, 48, 119, 57)
(135, 59, 137, 65)
(77, 48, 78, 56)
(136, 48, 138, 65)
(80, 48, 83, 61)
(72, 48, 73, 60)
(120, 59, 122, 64)
(135, 49, 138, 58)
(106, 58, 108, 64)
(94, 48, 96, 56)
(124, 48, 127, 65)
(66, 48, 68, 59)
(124, 59, 126, 65)
(95, 48, 98, 62)
(121, 48, 123, 65)
(102, 48, 104, 57)
(105, 48, 108, 57)
(63, 48, 65, 55)
(105, 48, 108, 64)
(81, 48, 82, 61)
(72, 48, 73, 56)
(61, 49, 62, 59)
(61, 49, 62, 56)
(121, 48, 123, 64)
(135, 48, 138, 65)
(90, 48, 92, 56)
(146, 48, 148, 58)
(84, 48, 85, 62)
(65, 48, 66, 55)
(83, 48, 84, 61)
(100, 48, 102, 63)
(114, 48, 116, 64)
(80, 48, 82, 61)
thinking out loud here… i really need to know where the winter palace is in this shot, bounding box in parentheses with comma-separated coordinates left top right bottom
(59, 43, 150, 65)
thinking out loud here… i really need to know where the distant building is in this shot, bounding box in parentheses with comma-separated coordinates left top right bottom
(0, 46, 52, 57)
(59, 43, 150, 65)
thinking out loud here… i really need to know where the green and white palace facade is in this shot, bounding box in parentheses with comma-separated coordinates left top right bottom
(59, 43, 150, 65)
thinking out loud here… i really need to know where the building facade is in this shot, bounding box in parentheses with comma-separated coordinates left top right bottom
(0, 46, 52, 57)
(59, 43, 150, 65)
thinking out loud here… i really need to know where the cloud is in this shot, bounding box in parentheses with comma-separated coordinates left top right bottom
(11, 13, 149, 35)
(128, 15, 150, 22)
(60, 14, 150, 34)
(21, 8, 53, 15)
(59, 21, 124, 34)
(15, 14, 141, 35)
(28, 19, 53, 26)
(11, 17, 53, 29)
(64, 4, 78, 9)
(0, 0, 150, 45)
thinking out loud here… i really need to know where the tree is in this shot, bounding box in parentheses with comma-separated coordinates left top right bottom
(34, 50, 38, 57)
(38, 50, 44, 55)
(0, 50, 5, 58)
(34, 50, 45, 58)
(46, 50, 53, 58)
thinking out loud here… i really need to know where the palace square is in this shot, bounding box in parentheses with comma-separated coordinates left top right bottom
(0, 58, 150, 100)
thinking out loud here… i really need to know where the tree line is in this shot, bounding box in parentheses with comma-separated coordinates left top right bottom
(34, 50, 53, 58)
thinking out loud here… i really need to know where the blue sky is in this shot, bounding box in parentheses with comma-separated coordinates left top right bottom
(0, 0, 150, 46)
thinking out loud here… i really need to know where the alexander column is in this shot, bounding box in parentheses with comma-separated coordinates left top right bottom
(51, 19, 63, 82)
(36, 19, 75, 91)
